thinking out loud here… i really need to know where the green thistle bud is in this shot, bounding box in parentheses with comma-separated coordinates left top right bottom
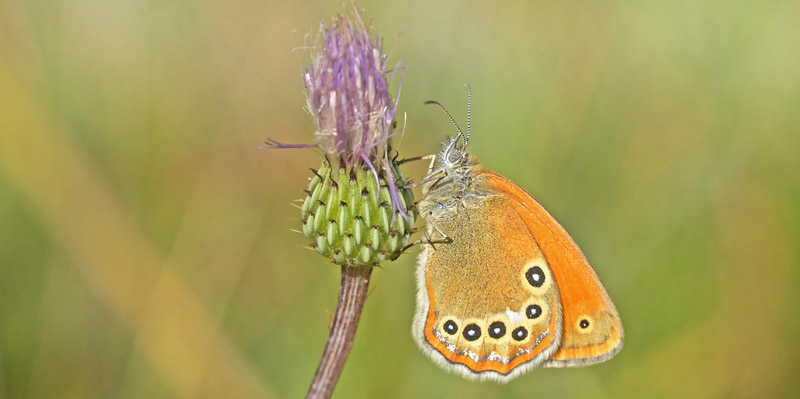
(302, 158, 417, 266)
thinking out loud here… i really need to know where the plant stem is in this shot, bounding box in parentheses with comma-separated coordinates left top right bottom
(306, 265, 373, 399)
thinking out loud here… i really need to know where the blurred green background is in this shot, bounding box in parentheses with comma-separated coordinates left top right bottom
(1, 0, 799, 398)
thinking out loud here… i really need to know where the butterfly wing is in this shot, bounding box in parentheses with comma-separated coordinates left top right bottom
(480, 171, 624, 367)
(413, 187, 562, 381)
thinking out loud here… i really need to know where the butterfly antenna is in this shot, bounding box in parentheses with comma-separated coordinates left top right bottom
(424, 100, 464, 144)
(463, 84, 471, 149)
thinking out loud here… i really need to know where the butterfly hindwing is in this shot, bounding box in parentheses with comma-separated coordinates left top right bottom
(413, 187, 562, 381)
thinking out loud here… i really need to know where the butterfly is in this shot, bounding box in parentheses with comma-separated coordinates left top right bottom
(411, 86, 623, 382)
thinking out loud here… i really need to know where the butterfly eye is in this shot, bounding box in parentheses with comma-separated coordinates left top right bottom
(525, 304, 542, 319)
(447, 149, 462, 164)
(443, 320, 458, 335)
(462, 323, 481, 341)
(512, 326, 528, 342)
(488, 321, 506, 339)
(525, 266, 545, 288)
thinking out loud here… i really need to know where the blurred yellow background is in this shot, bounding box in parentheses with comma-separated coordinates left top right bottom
(1, 0, 799, 398)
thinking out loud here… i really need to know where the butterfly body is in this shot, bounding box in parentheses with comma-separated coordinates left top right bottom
(413, 133, 623, 382)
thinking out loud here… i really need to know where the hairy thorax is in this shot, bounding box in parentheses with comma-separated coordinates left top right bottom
(418, 157, 494, 239)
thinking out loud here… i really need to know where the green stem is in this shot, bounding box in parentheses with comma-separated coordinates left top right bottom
(306, 265, 373, 399)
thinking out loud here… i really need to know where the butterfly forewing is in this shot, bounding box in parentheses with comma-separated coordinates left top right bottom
(479, 171, 624, 367)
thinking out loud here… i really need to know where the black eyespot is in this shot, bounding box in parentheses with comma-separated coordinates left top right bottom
(512, 326, 528, 341)
(463, 323, 481, 341)
(580, 319, 590, 329)
(525, 266, 545, 288)
(443, 320, 458, 335)
(488, 321, 506, 339)
(526, 304, 542, 319)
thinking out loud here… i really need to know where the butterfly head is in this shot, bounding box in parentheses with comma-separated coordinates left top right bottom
(436, 134, 468, 170)
(426, 84, 474, 174)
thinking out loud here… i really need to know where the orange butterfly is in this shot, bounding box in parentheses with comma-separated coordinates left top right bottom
(412, 86, 623, 382)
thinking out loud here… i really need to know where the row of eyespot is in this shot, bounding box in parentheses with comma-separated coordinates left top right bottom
(442, 303, 543, 342)
(436, 265, 546, 342)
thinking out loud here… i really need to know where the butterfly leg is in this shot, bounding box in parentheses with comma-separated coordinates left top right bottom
(401, 155, 444, 189)
(406, 169, 447, 189)
(398, 154, 435, 169)
(402, 196, 453, 252)
(398, 154, 437, 177)
(401, 229, 452, 252)
(426, 217, 451, 245)
(425, 154, 437, 174)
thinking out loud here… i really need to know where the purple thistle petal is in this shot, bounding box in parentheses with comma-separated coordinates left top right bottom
(389, 66, 405, 131)
(382, 158, 408, 225)
(360, 153, 381, 203)
(362, 129, 400, 155)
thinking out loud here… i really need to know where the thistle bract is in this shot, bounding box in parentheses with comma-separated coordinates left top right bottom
(299, 10, 415, 266)
(302, 159, 416, 266)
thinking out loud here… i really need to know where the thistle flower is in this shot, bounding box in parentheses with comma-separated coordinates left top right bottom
(299, 10, 416, 267)
(304, 12, 398, 169)
(272, 9, 420, 398)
